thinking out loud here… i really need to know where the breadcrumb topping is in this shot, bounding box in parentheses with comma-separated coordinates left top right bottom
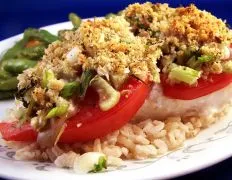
(17, 2, 232, 123)
(169, 4, 232, 44)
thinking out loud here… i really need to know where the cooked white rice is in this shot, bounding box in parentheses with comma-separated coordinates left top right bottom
(6, 102, 229, 171)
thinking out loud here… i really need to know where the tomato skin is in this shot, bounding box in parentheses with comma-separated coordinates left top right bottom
(0, 123, 37, 142)
(0, 77, 150, 143)
(161, 73, 232, 100)
(60, 77, 150, 143)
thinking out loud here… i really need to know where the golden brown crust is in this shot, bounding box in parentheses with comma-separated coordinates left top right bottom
(169, 4, 232, 44)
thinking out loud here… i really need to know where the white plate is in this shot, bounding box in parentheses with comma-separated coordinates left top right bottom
(1, 21, 232, 180)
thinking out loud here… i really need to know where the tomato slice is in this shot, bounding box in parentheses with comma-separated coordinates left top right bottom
(0, 77, 150, 143)
(0, 123, 37, 142)
(161, 73, 232, 100)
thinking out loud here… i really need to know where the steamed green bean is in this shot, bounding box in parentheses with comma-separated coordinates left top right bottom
(19, 45, 46, 59)
(1, 39, 25, 61)
(0, 90, 16, 100)
(3, 58, 37, 74)
(0, 77, 18, 91)
(23, 28, 58, 44)
(0, 70, 12, 79)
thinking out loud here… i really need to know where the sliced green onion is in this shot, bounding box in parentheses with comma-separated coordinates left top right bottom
(169, 65, 201, 85)
(73, 152, 107, 173)
(60, 81, 80, 99)
(90, 156, 107, 173)
(198, 55, 213, 63)
(42, 69, 55, 88)
(46, 104, 69, 119)
(80, 69, 95, 98)
(186, 56, 202, 69)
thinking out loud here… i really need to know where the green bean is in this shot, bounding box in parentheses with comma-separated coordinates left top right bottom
(69, 13, 82, 29)
(2, 28, 57, 61)
(0, 90, 16, 100)
(39, 30, 59, 44)
(0, 70, 12, 79)
(0, 77, 18, 91)
(19, 45, 46, 59)
(1, 39, 26, 60)
(3, 58, 37, 74)
(24, 28, 58, 44)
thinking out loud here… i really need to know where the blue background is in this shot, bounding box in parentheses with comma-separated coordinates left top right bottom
(1, 0, 232, 179)
(1, 0, 232, 40)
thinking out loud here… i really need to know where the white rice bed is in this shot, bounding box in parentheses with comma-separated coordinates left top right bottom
(8, 100, 229, 170)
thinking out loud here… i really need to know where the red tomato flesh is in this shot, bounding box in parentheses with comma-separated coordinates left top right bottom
(161, 73, 232, 100)
(0, 77, 150, 143)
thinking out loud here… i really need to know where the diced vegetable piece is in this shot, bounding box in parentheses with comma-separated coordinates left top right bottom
(186, 56, 202, 69)
(222, 61, 232, 73)
(169, 65, 201, 85)
(3, 58, 37, 74)
(60, 81, 80, 98)
(73, 152, 107, 173)
(69, 13, 82, 29)
(80, 70, 95, 97)
(90, 76, 120, 111)
(42, 69, 55, 88)
(90, 156, 107, 173)
(46, 104, 69, 119)
(197, 55, 213, 62)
